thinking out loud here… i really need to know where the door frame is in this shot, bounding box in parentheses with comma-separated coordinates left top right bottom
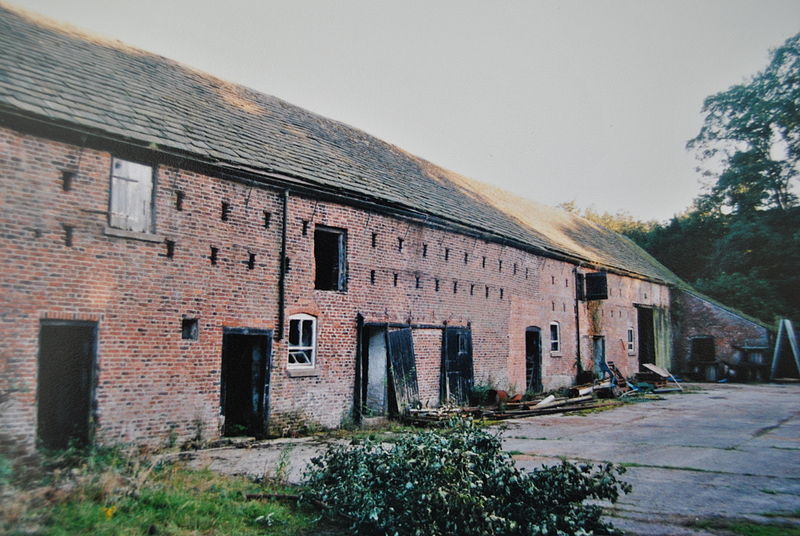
(525, 326, 543, 393)
(37, 319, 99, 449)
(220, 327, 273, 438)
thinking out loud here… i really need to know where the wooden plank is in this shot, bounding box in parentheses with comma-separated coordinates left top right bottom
(387, 328, 419, 413)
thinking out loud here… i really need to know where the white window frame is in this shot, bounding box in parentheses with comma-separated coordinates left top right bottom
(549, 322, 561, 355)
(288, 313, 317, 368)
(627, 327, 636, 354)
(109, 157, 154, 234)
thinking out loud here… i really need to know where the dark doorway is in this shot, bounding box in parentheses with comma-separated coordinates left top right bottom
(441, 327, 474, 405)
(221, 329, 271, 438)
(593, 336, 607, 378)
(37, 320, 97, 450)
(525, 327, 542, 393)
(637, 307, 655, 365)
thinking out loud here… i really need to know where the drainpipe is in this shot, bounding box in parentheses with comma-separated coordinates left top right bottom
(354, 313, 364, 425)
(277, 189, 289, 341)
(574, 265, 584, 376)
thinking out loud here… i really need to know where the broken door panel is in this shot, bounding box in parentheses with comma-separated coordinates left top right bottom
(37, 321, 97, 450)
(221, 329, 272, 438)
(386, 328, 419, 412)
(441, 327, 474, 405)
(652, 307, 673, 370)
(364, 327, 389, 416)
(525, 327, 542, 393)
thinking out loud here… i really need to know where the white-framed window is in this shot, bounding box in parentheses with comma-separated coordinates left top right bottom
(549, 322, 561, 354)
(627, 328, 635, 353)
(109, 158, 154, 233)
(288, 313, 316, 368)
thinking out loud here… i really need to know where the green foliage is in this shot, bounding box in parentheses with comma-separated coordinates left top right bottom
(688, 32, 799, 214)
(303, 418, 630, 535)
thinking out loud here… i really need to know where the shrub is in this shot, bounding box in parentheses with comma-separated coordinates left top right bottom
(303, 418, 630, 535)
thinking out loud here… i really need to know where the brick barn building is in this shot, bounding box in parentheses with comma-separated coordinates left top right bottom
(0, 6, 768, 449)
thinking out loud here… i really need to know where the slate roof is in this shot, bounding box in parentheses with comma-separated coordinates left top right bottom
(0, 4, 682, 284)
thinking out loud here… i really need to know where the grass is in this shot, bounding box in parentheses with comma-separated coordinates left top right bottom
(1, 447, 343, 536)
(690, 517, 800, 536)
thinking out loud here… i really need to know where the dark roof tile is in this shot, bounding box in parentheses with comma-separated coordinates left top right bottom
(0, 4, 683, 284)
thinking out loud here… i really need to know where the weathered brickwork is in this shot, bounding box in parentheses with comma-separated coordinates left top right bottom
(672, 290, 769, 373)
(2, 126, 672, 447)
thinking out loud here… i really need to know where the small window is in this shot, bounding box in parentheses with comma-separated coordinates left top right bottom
(181, 318, 199, 340)
(109, 158, 154, 233)
(288, 314, 316, 368)
(314, 226, 347, 291)
(627, 328, 635, 353)
(550, 322, 561, 354)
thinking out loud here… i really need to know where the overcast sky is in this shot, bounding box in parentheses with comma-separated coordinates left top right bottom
(10, 0, 800, 221)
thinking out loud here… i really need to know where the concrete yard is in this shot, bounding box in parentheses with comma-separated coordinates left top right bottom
(186, 383, 800, 535)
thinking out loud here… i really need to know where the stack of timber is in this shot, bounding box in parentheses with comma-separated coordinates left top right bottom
(403, 405, 482, 425)
(483, 394, 599, 420)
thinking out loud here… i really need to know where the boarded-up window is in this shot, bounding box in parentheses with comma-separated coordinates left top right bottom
(584, 272, 608, 300)
(314, 226, 347, 291)
(109, 158, 153, 233)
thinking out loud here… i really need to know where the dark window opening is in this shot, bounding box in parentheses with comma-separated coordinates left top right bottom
(565, 278, 569, 287)
(453, 281, 458, 294)
(435, 279, 440, 292)
(398, 237, 404, 252)
(263, 211, 271, 228)
(62, 170, 76, 191)
(513, 263, 517, 275)
(393, 273, 398, 287)
(371, 232, 377, 248)
(415, 276, 421, 289)
(444, 248, 450, 261)
(500, 288, 504, 299)
(175, 191, 184, 211)
(247, 252, 256, 270)
(314, 226, 347, 291)
(210, 246, 218, 265)
(422, 243, 428, 257)
(585, 272, 609, 300)
(165, 239, 175, 258)
(302, 220, 309, 236)
(690, 336, 715, 363)
(525, 268, 529, 279)
(221, 201, 231, 221)
(470, 284, 475, 296)
(485, 286, 489, 299)
(370, 270, 376, 285)
(498, 260, 503, 272)
(464, 252, 469, 264)
(181, 318, 199, 340)
(284, 257, 291, 273)
(551, 275, 555, 284)
(551, 302, 555, 311)
(63, 224, 74, 247)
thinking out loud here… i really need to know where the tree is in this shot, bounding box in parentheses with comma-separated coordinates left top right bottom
(688, 32, 800, 214)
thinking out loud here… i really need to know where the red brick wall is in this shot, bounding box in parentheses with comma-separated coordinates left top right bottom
(672, 290, 769, 373)
(0, 126, 673, 447)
